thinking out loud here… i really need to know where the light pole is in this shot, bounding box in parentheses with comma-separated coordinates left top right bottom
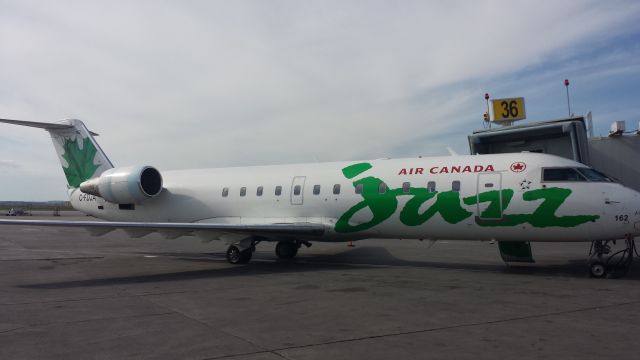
(484, 93, 491, 128)
(564, 79, 571, 117)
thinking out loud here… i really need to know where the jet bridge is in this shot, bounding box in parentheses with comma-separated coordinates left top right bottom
(469, 116, 640, 191)
(469, 118, 591, 264)
(469, 116, 640, 267)
(468, 117, 591, 164)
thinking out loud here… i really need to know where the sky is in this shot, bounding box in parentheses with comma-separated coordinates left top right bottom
(1, 0, 640, 201)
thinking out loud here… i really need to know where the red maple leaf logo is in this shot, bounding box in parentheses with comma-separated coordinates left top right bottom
(510, 162, 526, 172)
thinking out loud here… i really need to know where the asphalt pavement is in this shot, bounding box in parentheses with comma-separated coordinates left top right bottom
(1, 213, 640, 359)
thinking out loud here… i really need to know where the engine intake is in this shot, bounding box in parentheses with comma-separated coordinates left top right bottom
(80, 166, 163, 204)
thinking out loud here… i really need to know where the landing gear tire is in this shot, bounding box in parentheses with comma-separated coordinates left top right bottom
(275, 241, 298, 260)
(588, 237, 637, 278)
(226, 245, 253, 264)
(589, 261, 606, 278)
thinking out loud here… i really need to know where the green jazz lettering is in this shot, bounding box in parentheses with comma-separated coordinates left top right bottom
(335, 163, 599, 233)
(335, 163, 399, 232)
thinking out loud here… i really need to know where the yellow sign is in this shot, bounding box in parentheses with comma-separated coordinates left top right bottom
(491, 97, 526, 121)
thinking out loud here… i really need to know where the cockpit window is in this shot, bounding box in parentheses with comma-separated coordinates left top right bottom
(542, 167, 615, 183)
(542, 168, 586, 182)
(576, 168, 613, 182)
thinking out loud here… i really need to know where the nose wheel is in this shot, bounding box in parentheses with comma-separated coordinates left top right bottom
(588, 237, 637, 278)
(589, 261, 606, 278)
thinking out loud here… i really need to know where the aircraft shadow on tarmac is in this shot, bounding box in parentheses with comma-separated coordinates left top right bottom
(287, 246, 640, 280)
(20, 246, 640, 289)
(19, 260, 359, 289)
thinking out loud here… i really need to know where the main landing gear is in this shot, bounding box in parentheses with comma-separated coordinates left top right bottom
(275, 240, 311, 260)
(226, 244, 254, 264)
(275, 240, 298, 259)
(225, 239, 312, 264)
(588, 236, 638, 278)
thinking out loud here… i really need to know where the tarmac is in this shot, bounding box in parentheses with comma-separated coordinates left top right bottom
(1, 212, 640, 359)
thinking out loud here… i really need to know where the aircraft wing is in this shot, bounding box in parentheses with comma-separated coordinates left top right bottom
(0, 219, 326, 241)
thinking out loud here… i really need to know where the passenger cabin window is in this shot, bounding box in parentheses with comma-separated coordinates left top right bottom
(355, 183, 363, 194)
(543, 168, 586, 182)
(427, 181, 436, 193)
(313, 185, 321, 195)
(256, 186, 263, 196)
(222, 187, 229, 197)
(293, 185, 301, 195)
(452, 180, 461, 192)
(275, 186, 282, 196)
(333, 184, 341, 195)
(240, 187, 247, 196)
(402, 182, 411, 194)
(378, 182, 387, 194)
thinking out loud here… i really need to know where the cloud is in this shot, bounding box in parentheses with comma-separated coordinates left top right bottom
(1, 0, 640, 199)
(0, 160, 20, 169)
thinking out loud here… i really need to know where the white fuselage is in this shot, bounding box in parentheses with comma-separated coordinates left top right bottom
(70, 153, 640, 243)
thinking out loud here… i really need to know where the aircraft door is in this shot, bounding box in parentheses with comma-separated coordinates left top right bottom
(476, 173, 503, 220)
(290, 176, 306, 205)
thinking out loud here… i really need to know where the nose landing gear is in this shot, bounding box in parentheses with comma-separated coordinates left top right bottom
(588, 236, 637, 278)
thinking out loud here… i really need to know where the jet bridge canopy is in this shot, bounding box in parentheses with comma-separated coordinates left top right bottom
(468, 117, 590, 164)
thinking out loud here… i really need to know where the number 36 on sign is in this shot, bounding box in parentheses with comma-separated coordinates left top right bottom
(491, 97, 526, 122)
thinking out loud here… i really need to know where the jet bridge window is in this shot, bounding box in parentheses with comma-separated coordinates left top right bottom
(452, 180, 461, 192)
(256, 186, 263, 196)
(542, 168, 586, 182)
(355, 183, 363, 194)
(275, 186, 282, 196)
(313, 185, 321, 195)
(333, 184, 341, 195)
(293, 185, 301, 195)
(222, 187, 229, 197)
(240, 187, 247, 196)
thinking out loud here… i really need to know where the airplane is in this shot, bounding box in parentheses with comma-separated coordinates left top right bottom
(1, 118, 639, 278)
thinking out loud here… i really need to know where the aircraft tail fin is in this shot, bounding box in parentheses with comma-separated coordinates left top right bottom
(0, 118, 114, 188)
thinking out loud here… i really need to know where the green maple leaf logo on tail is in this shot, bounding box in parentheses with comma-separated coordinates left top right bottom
(61, 137, 100, 188)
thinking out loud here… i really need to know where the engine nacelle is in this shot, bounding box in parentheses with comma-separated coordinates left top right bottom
(79, 166, 163, 204)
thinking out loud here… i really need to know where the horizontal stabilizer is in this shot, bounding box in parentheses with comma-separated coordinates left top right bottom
(1, 118, 112, 188)
(0, 118, 99, 136)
